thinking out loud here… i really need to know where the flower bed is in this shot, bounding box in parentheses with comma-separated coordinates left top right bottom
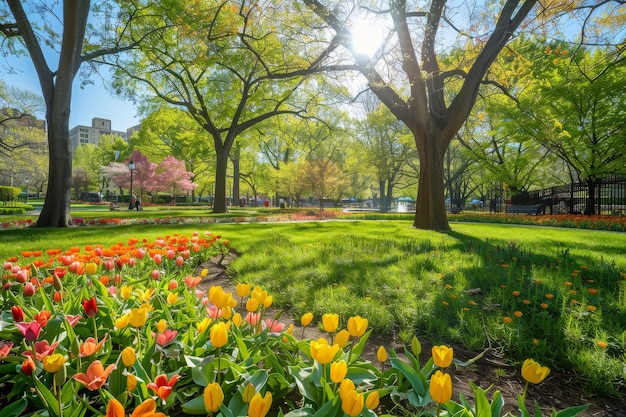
(0, 231, 588, 417)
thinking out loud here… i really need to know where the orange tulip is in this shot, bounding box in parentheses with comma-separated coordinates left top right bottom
(73, 360, 116, 390)
(147, 374, 179, 401)
(130, 398, 166, 417)
(106, 398, 125, 417)
(80, 335, 107, 357)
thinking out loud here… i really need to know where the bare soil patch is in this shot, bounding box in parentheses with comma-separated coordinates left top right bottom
(197, 254, 625, 417)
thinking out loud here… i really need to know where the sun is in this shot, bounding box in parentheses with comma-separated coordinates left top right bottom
(349, 20, 387, 57)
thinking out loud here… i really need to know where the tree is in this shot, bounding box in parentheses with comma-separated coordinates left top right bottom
(106, 1, 344, 213)
(276, 159, 308, 208)
(104, 150, 157, 202)
(152, 156, 197, 200)
(516, 43, 626, 214)
(1, 1, 91, 226)
(302, 0, 623, 229)
(304, 158, 348, 211)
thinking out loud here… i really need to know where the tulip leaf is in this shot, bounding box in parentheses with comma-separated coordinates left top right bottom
(389, 349, 427, 397)
(32, 376, 59, 417)
(0, 397, 27, 417)
(348, 329, 372, 362)
(473, 383, 492, 417)
(181, 396, 208, 415)
(311, 396, 341, 417)
(553, 404, 589, 417)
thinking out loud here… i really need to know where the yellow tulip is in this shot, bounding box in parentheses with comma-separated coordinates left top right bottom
(521, 359, 550, 384)
(432, 345, 453, 368)
(341, 389, 364, 417)
(251, 286, 268, 306)
(339, 378, 355, 400)
(236, 282, 251, 298)
(121, 347, 136, 367)
(246, 298, 259, 312)
(42, 353, 65, 373)
(376, 345, 387, 363)
(167, 292, 178, 305)
(334, 329, 351, 348)
(120, 285, 133, 300)
(129, 307, 148, 328)
(242, 383, 256, 403)
(300, 312, 313, 327)
(347, 315, 368, 337)
(310, 339, 340, 364)
(322, 313, 339, 333)
(85, 262, 98, 275)
(204, 382, 224, 412)
(263, 295, 273, 308)
(366, 391, 380, 410)
(115, 314, 129, 330)
(248, 391, 272, 417)
(156, 319, 167, 333)
(210, 322, 228, 348)
(126, 373, 137, 392)
(429, 370, 452, 404)
(330, 360, 347, 383)
(232, 313, 243, 327)
(197, 317, 212, 333)
(222, 306, 233, 320)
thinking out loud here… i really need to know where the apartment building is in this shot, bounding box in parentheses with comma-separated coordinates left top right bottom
(69, 117, 128, 154)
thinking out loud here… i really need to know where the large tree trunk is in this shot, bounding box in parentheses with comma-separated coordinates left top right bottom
(585, 178, 597, 215)
(37, 110, 72, 227)
(213, 149, 229, 213)
(413, 136, 450, 230)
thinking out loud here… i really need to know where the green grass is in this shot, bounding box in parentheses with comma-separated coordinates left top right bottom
(1, 220, 625, 394)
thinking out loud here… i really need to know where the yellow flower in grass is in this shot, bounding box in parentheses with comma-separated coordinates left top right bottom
(210, 322, 228, 348)
(376, 345, 387, 363)
(322, 313, 339, 333)
(121, 347, 136, 367)
(347, 315, 368, 337)
(300, 312, 313, 327)
(335, 329, 350, 348)
(429, 370, 452, 404)
(129, 307, 148, 328)
(341, 389, 364, 417)
(432, 345, 453, 368)
(156, 319, 167, 333)
(310, 338, 340, 364)
(521, 359, 550, 384)
(236, 283, 251, 298)
(330, 360, 347, 383)
(167, 292, 178, 305)
(197, 317, 212, 333)
(248, 391, 272, 417)
(246, 298, 259, 312)
(366, 391, 380, 410)
(115, 314, 129, 330)
(339, 378, 355, 399)
(43, 353, 65, 373)
(120, 285, 133, 300)
(203, 382, 224, 412)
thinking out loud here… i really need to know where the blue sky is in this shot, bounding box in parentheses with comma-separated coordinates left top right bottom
(2, 55, 140, 132)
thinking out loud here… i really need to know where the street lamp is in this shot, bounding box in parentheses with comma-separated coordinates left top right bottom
(128, 160, 136, 204)
(25, 177, 29, 204)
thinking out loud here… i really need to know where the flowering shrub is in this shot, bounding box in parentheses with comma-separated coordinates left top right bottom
(0, 231, 588, 417)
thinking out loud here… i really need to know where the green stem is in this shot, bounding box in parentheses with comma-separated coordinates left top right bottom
(217, 348, 222, 385)
(92, 316, 98, 342)
(57, 384, 63, 417)
(521, 381, 529, 403)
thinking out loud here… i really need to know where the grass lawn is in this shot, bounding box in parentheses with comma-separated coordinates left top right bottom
(1, 219, 625, 395)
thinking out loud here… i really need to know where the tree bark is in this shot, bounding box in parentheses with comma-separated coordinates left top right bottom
(413, 134, 450, 230)
(213, 149, 229, 213)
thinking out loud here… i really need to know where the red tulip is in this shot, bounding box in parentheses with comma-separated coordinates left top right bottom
(21, 357, 36, 376)
(11, 306, 24, 322)
(147, 374, 179, 401)
(83, 297, 98, 317)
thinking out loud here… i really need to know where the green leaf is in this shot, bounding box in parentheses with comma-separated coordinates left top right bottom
(553, 404, 589, 417)
(0, 397, 28, 417)
(389, 349, 427, 397)
(33, 376, 59, 417)
(181, 396, 208, 415)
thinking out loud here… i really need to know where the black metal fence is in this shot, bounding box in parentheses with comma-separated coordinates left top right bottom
(512, 175, 626, 215)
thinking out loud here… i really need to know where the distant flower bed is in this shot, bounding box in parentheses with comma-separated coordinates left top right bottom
(450, 213, 626, 232)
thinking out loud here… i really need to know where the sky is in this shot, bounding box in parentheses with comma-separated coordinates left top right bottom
(2, 54, 141, 132)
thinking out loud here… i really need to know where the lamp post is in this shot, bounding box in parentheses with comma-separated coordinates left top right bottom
(128, 160, 136, 207)
(25, 177, 29, 204)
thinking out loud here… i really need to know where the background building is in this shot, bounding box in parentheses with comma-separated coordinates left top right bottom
(69, 117, 127, 154)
